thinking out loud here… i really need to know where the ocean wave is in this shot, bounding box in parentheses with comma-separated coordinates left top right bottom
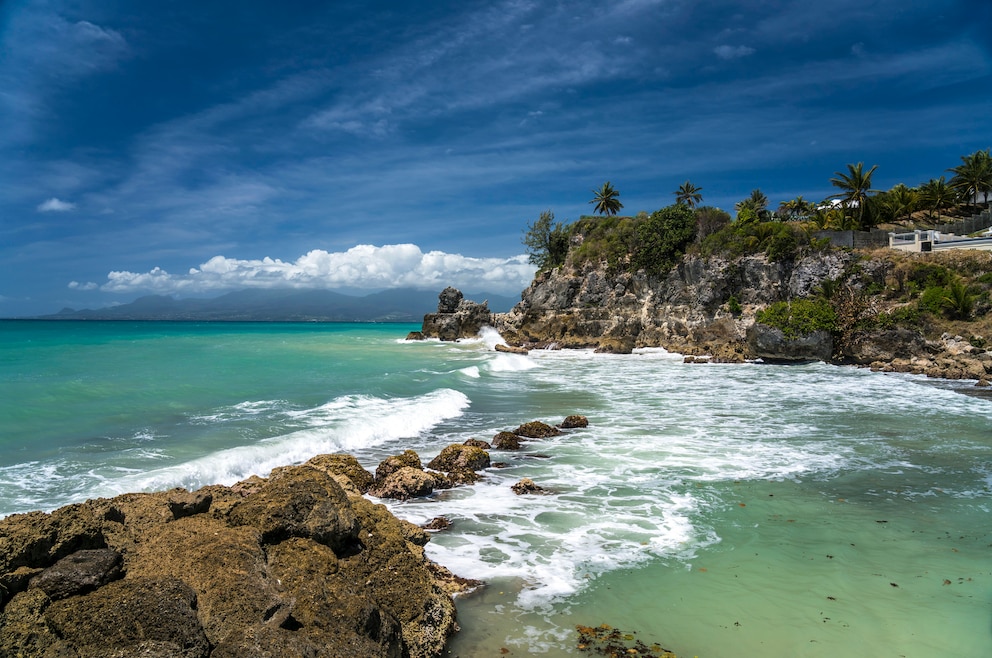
(86, 388, 470, 499)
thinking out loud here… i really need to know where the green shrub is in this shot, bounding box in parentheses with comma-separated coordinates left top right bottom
(756, 298, 838, 339)
(727, 295, 742, 316)
(876, 305, 921, 329)
(630, 204, 697, 275)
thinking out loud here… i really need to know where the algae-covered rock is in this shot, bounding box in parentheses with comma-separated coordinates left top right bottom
(370, 467, 436, 500)
(427, 444, 490, 473)
(491, 432, 522, 450)
(512, 421, 562, 439)
(375, 450, 424, 483)
(306, 453, 375, 494)
(558, 415, 589, 429)
(0, 456, 461, 658)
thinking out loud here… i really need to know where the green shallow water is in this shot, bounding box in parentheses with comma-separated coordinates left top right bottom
(1, 321, 990, 657)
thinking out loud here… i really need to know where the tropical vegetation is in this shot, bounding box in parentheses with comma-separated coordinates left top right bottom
(519, 149, 992, 358)
(589, 181, 623, 216)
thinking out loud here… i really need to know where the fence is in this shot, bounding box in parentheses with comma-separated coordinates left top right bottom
(933, 209, 992, 236)
(814, 229, 891, 249)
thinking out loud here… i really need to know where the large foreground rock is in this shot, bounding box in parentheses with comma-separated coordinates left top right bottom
(0, 454, 459, 658)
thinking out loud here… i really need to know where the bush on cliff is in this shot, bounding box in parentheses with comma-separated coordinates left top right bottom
(630, 204, 697, 275)
(756, 298, 838, 339)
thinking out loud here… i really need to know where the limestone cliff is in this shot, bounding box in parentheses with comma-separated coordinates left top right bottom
(491, 248, 992, 381)
(496, 251, 854, 358)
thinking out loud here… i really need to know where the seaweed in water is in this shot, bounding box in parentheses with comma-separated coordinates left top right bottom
(576, 624, 678, 657)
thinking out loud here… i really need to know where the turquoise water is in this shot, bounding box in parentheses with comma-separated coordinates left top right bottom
(1, 320, 990, 657)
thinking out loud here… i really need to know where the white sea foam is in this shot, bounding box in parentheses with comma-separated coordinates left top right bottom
(91, 388, 470, 498)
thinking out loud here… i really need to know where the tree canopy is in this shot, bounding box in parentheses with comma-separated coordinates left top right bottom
(522, 209, 569, 271)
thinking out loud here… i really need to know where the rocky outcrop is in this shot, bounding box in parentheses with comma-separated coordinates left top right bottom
(486, 250, 992, 380)
(746, 324, 833, 363)
(418, 288, 493, 341)
(0, 454, 460, 658)
(495, 252, 854, 355)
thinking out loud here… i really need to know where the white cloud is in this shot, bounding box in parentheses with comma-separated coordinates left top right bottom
(714, 44, 756, 60)
(37, 197, 76, 212)
(68, 281, 98, 290)
(98, 244, 537, 296)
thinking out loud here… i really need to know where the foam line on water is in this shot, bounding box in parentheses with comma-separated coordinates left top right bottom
(90, 388, 470, 498)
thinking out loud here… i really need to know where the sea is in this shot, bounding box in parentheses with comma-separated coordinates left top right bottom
(1, 319, 990, 657)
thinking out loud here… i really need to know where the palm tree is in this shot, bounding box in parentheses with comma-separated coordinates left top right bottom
(674, 180, 703, 208)
(590, 181, 623, 216)
(919, 176, 954, 219)
(777, 195, 813, 221)
(735, 189, 769, 221)
(947, 149, 992, 208)
(829, 162, 879, 229)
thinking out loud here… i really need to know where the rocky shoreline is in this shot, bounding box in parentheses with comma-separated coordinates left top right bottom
(0, 415, 586, 658)
(417, 248, 992, 386)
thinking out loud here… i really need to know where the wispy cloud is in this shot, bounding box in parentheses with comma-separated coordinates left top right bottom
(91, 244, 536, 296)
(714, 44, 755, 60)
(37, 197, 76, 212)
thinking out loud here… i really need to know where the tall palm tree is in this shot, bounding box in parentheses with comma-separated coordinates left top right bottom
(673, 180, 703, 208)
(590, 181, 623, 216)
(919, 176, 954, 219)
(829, 162, 879, 229)
(947, 149, 992, 208)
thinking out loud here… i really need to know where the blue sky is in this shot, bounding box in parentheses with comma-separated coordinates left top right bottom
(2, 0, 990, 316)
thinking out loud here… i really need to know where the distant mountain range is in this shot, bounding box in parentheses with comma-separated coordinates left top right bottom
(39, 288, 519, 322)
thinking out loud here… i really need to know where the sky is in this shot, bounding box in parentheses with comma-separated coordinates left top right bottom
(1, 0, 991, 316)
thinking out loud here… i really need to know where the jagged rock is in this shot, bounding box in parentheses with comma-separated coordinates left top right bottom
(420, 289, 492, 341)
(512, 421, 562, 439)
(437, 286, 463, 313)
(494, 344, 528, 355)
(840, 328, 929, 365)
(977, 378, 990, 387)
(227, 466, 360, 552)
(426, 444, 490, 473)
(167, 490, 212, 519)
(558, 415, 588, 429)
(463, 438, 491, 449)
(422, 517, 451, 531)
(369, 467, 435, 500)
(375, 450, 424, 483)
(511, 478, 549, 495)
(0, 458, 460, 658)
(28, 549, 122, 601)
(491, 432, 521, 450)
(746, 323, 833, 363)
(406, 331, 425, 341)
(307, 453, 375, 494)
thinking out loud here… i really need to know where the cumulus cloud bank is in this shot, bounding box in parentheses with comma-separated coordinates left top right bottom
(94, 244, 536, 296)
(37, 197, 76, 212)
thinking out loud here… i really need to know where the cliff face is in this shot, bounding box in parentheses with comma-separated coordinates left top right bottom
(496, 251, 855, 358)
(0, 456, 458, 658)
(492, 249, 992, 381)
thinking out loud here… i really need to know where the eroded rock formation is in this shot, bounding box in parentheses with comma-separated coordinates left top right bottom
(0, 455, 460, 658)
